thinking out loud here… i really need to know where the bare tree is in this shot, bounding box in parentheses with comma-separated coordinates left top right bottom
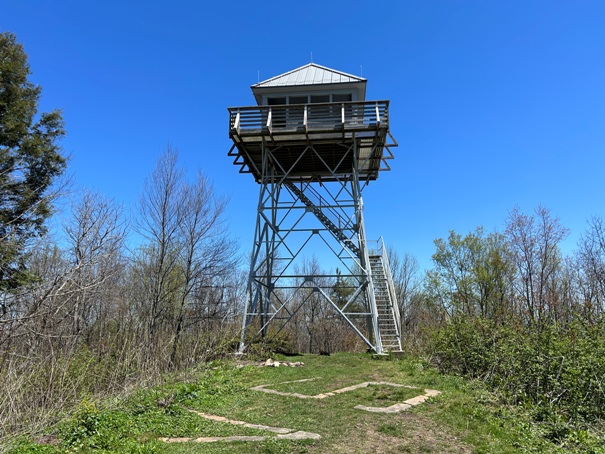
(0, 190, 128, 435)
(387, 248, 422, 331)
(169, 170, 238, 367)
(134, 148, 185, 359)
(63, 191, 126, 338)
(134, 147, 238, 367)
(576, 216, 605, 318)
(505, 206, 569, 323)
(0, 191, 125, 351)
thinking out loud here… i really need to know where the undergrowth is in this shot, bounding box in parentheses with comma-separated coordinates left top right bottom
(431, 315, 605, 452)
(8, 364, 257, 453)
(8, 353, 604, 453)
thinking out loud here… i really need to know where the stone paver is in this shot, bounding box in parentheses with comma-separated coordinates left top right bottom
(354, 387, 441, 413)
(160, 435, 268, 443)
(189, 410, 293, 434)
(159, 408, 321, 444)
(277, 431, 322, 440)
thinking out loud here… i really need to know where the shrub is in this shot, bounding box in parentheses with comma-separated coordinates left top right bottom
(431, 315, 605, 423)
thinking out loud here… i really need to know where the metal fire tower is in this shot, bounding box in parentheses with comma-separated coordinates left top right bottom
(228, 63, 401, 354)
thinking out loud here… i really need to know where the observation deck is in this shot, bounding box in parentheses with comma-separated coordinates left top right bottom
(228, 100, 393, 183)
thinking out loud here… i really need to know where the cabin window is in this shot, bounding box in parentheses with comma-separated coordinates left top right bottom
(332, 94, 352, 103)
(289, 96, 308, 105)
(264, 93, 355, 127)
(310, 95, 330, 104)
(333, 94, 353, 120)
(267, 97, 287, 126)
(267, 97, 287, 105)
(307, 95, 329, 123)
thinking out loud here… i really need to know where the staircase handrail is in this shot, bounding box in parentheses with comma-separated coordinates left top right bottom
(369, 237, 402, 337)
(284, 181, 357, 241)
(301, 183, 356, 233)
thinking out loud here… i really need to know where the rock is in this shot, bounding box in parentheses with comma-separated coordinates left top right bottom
(262, 359, 304, 367)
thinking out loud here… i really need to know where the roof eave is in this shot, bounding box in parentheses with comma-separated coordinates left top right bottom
(251, 80, 367, 105)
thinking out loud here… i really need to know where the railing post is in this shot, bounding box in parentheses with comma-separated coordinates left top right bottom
(267, 108, 272, 131)
(341, 103, 345, 125)
(234, 110, 241, 134)
(375, 102, 381, 126)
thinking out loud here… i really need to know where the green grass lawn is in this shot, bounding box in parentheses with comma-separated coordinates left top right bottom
(8, 353, 600, 453)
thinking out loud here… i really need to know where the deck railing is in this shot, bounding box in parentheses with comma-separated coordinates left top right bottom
(229, 100, 389, 135)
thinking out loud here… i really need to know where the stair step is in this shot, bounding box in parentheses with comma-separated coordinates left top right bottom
(286, 180, 361, 255)
(372, 254, 399, 353)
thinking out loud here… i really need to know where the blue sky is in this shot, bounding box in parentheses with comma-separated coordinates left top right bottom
(3, 1, 605, 271)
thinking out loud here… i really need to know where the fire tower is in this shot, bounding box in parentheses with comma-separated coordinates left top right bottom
(228, 63, 401, 354)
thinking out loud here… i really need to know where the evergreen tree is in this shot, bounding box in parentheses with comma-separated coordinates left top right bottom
(0, 32, 66, 290)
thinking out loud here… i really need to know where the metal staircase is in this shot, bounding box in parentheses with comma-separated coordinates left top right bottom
(285, 179, 403, 354)
(369, 250, 403, 353)
(284, 181, 360, 256)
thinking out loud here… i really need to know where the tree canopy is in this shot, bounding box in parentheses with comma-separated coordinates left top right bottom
(0, 32, 66, 290)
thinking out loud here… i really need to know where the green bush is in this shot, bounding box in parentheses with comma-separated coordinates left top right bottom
(243, 329, 296, 358)
(431, 315, 605, 424)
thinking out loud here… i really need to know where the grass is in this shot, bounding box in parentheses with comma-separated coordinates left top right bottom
(346, 384, 424, 406)
(7, 353, 604, 453)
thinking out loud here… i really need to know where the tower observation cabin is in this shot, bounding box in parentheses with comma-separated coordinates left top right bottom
(228, 63, 401, 354)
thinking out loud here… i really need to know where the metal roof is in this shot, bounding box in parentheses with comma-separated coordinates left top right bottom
(253, 63, 366, 88)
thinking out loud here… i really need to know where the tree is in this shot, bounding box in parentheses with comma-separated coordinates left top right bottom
(331, 267, 355, 308)
(168, 167, 237, 367)
(576, 216, 605, 318)
(0, 32, 66, 290)
(134, 148, 186, 356)
(134, 147, 237, 367)
(427, 227, 513, 319)
(387, 248, 421, 330)
(0, 191, 126, 365)
(505, 206, 569, 323)
(63, 191, 126, 337)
